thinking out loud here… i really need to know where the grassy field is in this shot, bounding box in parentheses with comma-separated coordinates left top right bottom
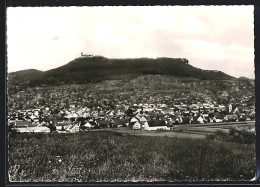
(8, 130, 255, 182)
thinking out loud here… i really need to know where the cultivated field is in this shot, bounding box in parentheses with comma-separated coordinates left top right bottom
(8, 124, 255, 182)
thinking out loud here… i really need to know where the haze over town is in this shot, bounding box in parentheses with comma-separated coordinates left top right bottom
(7, 6, 254, 79)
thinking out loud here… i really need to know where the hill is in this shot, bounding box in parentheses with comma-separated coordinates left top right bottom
(8, 69, 43, 85)
(8, 56, 234, 86)
(238, 76, 255, 87)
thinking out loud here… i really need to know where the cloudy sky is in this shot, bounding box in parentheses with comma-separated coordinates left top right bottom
(7, 6, 254, 78)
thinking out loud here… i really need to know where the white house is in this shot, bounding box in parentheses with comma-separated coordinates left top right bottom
(145, 120, 169, 131)
(132, 121, 141, 130)
(66, 123, 80, 133)
(139, 116, 147, 123)
(14, 126, 50, 133)
(83, 122, 92, 129)
(130, 117, 138, 123)
(197, 116, 204, 123)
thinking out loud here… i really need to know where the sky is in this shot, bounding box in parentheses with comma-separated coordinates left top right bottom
(7, 6, 254, 78)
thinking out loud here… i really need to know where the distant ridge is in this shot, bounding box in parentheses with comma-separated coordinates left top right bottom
(8, 69, 43, 85)
(9, 69, 42, 74)
(8, 56, 234, 86)
(239, 76, 254, 81)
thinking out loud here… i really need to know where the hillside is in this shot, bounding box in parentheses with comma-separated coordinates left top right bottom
(8, 56, 234, 86)
(8, 69, 43, 85)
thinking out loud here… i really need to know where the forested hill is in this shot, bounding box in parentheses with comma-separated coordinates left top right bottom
(8, 56, 234, 86)
(8, 69, 43, 85)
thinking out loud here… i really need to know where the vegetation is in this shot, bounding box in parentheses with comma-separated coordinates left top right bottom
(8, 56, 233, 87)
(8, 69, 43, 86)
(9, 131, 255, 182)
(207, 128, 255, 144)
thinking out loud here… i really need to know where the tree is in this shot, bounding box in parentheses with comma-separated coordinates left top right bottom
(181, 58, 189, 64)
(125, 107, 134, 117)
(48, 122, 56, 132)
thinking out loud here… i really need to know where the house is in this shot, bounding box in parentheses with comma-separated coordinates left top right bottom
(14, 126, 50, 133)
(66, 123, 80, 132)
(129, 117, 138, 126)
(233, 107, 240, 114)
(221, 91, 229, 97)
(82, 112, 91, 118)
(139, 116, 147, 124)
(146, 120, 169, 131)
(183, 110, 190, 116)
(161, 104, 167, 108)
(65, 112, 78, 121)
(28, 122, 39, 127)
(14, 120, 30, 128)
(142, 121, 150, 130)
(197, 116, 204, 124)
(238, 114, 246, 121)
(214, 113, 224, 122)
(202, 112, 209, 118)
(224, 114, 238, 122)
(56, 122, 70, 130)
(82, 120, 98, 129)
(189, 116, 194, 124)
(228, 104, 233, 113)
(132, 121, 141, 130)
(218, 105, 226, 110)
(83, 122, 93, 129)
(175, 116, 183, 124)
(91, 111, 99, 118)
(139, 116, 148, 129)
(116, 110, 125, 117)
(32, 116, 39, 122)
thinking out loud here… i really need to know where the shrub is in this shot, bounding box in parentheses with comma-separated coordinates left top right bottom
(207, 128, 255, 144)
(47, 123, 56, 132)
(8, 124, 18, 134)
(206, 130, 230, 142)
(233, 129, 255, 144)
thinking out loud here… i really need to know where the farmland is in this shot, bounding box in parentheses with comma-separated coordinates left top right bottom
(8, 126, 255, 182)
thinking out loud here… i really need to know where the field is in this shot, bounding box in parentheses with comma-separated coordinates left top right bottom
(8, 126, 255, 182)
(93, 121, 255, 139)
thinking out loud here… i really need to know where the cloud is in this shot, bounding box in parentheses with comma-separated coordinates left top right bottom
(6, 6, 254, 78)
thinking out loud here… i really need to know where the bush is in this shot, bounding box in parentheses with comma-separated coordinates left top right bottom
(207, 130, 230, 142)
(232, 129, 255, 144)
(207, 128, 255, 144)
(47, 123, 56, 132)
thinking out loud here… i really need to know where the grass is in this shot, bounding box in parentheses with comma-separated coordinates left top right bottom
(8, 131, 255, 182)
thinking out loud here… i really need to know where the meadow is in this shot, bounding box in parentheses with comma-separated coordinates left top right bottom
(8, 130, 255, 182)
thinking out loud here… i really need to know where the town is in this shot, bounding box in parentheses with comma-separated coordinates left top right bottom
(8, 76, 255, 133)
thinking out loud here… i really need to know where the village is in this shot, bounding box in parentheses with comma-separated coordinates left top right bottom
(7, 77, 255, 133)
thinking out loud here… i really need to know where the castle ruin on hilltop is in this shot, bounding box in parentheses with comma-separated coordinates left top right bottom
(81, 52, 94, 57)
